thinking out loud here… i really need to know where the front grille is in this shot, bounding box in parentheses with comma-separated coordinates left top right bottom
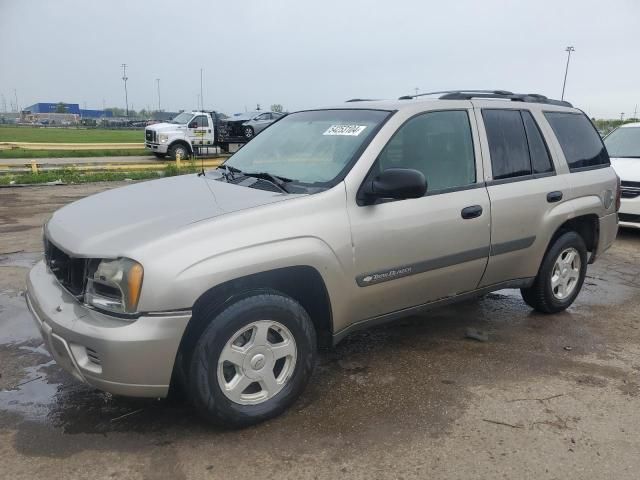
(621, 181, 640, 199)
(145, 129, 156, 143)
(44, 236, 88, 296)
(619, 213, 640, 224)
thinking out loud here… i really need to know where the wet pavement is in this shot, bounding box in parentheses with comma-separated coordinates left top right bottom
(1, 184, 640, 479)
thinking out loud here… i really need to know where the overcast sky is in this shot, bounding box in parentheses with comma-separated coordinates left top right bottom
(0, 0, 638, 118)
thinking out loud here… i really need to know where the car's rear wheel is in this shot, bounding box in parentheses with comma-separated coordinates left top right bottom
(521, 231, 588, 313)
(168, 143, 190, 161)
(243, 126, 254, 139)
(189, 291, 316, 428)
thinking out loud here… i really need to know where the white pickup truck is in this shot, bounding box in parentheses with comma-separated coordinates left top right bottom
(144, 111, 228, 159)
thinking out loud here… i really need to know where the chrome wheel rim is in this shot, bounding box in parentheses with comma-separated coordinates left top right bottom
(244, 127, 253, 138)
(217, 320, 297, 405)
(551, 247, 581, 300)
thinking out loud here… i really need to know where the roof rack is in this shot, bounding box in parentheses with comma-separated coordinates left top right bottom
(398, 90, 572, 107)
(345, 98, 379, 102)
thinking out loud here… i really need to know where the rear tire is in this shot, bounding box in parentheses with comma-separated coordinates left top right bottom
(189, 291, 316, 428)
(520, 231, 588, 313)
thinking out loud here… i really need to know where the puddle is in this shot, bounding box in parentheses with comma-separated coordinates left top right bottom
(0, 292, 39, 344)
(0, 251, 42, 268)
(0, 360, 60, 421)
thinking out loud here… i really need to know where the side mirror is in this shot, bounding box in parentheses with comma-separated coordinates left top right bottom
(188, 122, 198, 129)
(360, 168, 426, 205)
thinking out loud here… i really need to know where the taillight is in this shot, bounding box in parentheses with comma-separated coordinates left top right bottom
(615, 174, 621, 212)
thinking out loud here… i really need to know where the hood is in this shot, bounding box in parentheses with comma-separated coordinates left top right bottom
(146, 122, 185, 132)
(46, 173, 295, 257)
(610, 157, 640, 181)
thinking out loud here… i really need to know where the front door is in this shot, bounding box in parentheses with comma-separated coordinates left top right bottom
(187, 114, 213, 150)
(347, 109, 491, 320)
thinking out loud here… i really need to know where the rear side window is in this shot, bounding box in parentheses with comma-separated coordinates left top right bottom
(482, 109, 531, 179)
(521, 111, 554, 174)
(544, 112, 609, 171)
(377, 110, 476, 192)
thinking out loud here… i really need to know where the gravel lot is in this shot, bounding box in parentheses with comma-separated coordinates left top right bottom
(1, 183, 640, 479)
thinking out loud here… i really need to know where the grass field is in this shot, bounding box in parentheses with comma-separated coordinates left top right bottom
(0, 126, 142, 143)
(0, 162, 199, 186)
(0, 148, 148, 159)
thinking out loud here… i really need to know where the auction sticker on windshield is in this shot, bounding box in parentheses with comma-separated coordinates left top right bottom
(323, 125, 367, 136)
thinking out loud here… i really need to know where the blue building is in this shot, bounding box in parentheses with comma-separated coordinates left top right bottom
(23, 102, 113, 118)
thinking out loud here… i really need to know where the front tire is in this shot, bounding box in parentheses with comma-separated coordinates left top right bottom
(168, 143, 190, 161)
(243, 126, 254, 139)
(189, 291, 316, 428)
(521, 231, 588, 313)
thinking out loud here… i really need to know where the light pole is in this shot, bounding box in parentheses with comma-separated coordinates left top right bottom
(620, 112, 625, 122)
(121, 64, 129, 117)
(156, 78, 161, 112)
(561, 46, 575, 101)
(200, 68, 204, 111)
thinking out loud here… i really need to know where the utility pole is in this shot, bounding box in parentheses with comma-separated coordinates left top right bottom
(200, 68, 204, 111)
(121, 64, 129, 117)
(620, 112, 625, 122)
(13, 89, 19, 112)
(414, 87, 419, 97)
(561, 46, 575, 101)
(634, 104, 638, 120)
(156, 78, 161, 112)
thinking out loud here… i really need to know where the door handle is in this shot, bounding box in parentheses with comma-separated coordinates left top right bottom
(461, 205, 483, 219)
(547, 191, 563, 203)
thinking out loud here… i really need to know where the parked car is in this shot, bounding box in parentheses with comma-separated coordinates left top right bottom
(604, 122, 640, 228)
(221, 111, 286, 140)
(27, 90, 619, 428)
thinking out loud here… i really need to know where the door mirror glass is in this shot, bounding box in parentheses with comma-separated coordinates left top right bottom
(361, 168, 426, 204)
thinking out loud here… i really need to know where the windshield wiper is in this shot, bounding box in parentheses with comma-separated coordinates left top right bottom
(243, 171, 293, 193)
(216, 165, 293, 193)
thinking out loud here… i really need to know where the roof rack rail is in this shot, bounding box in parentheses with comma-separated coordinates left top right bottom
(398, 90, 572, 107)
(345, 98, 379, 102)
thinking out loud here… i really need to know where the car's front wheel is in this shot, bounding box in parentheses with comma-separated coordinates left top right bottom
(168, 143, 190, 161)
(521, 231, 588, 313)
(243, 126, 254, 139)
(189, 291, 316, 428)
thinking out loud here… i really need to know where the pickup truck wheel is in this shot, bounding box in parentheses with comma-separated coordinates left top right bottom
(243, 126, 254, 139)
(520, 231, 587, 313)
(189, 291, 316, 428)
(168, 143, 190, 161)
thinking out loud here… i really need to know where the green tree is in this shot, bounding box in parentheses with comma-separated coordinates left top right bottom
(271, 104, 283, 113)
(55, 102, 67, 113)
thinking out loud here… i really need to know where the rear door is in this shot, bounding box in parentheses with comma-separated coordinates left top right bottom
(474, 104, 569, 286)
(346, 108, 491, 320)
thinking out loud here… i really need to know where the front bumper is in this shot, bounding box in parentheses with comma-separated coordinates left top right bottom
(619, 195, 640, 229)
(26, 260, 191, 398)
(145, 142, 169, 154)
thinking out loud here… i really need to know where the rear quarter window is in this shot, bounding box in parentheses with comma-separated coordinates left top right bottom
(544, 112, 609, 171)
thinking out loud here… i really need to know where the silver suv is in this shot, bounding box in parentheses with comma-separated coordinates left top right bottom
(26, 90, 620, 427)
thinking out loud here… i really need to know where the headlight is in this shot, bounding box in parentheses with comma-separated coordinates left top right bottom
(85, 258, 144, 314)
(158, 134, 168, 143)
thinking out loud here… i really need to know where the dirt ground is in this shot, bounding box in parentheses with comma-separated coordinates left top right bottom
(1, 183, 640, 480)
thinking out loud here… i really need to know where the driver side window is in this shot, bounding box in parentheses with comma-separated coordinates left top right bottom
(377, 110, 476, 192)
(191, 115, 208, 128)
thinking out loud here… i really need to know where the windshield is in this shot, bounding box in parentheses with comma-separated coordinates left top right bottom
(169, 112, 193, 124)
(604, 127, 640, 158)
(223, 109, 390, 188)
